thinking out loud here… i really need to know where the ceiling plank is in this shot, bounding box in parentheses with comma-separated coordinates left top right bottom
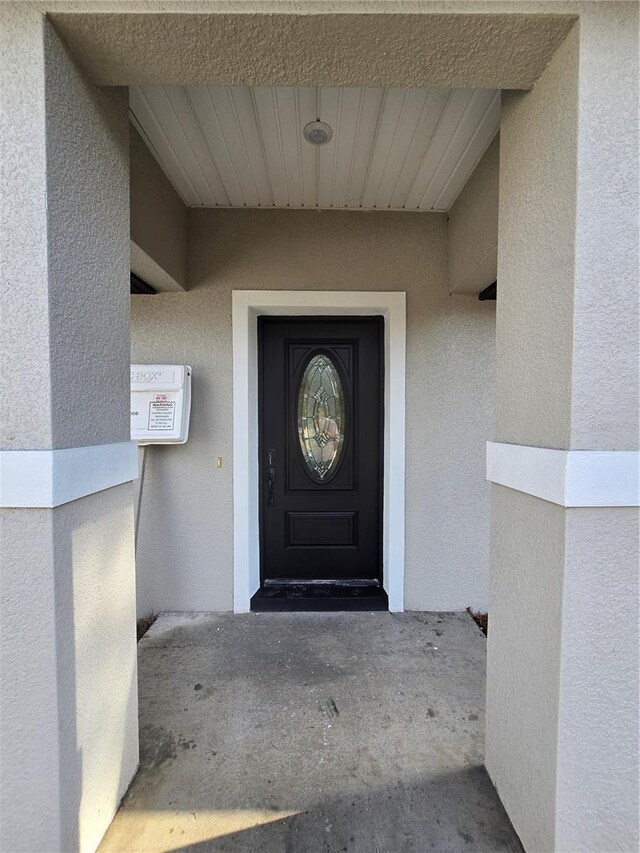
(187, 87, 246, 206)
(252, 87, 289, 207)
(361, 88, 409, 209)
(130, 87, 201, 206)
(388, 89, 449, 210)
(132, 84, 500, 212)
(331, 87, 364, 209)
(404, 88, 474, 210)
(344, 88, 386, 209)
(433, 90, 500, 211)
(420, 89, 497, 210)
(317, 87, 342, 209)
(226, 87, 273, 207)
(164, 86, 230, 206)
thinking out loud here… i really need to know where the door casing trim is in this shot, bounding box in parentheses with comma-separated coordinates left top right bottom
(232, 291, 406, 612)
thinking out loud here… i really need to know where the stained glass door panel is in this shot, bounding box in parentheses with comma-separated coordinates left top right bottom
(297, 354, 345, 482)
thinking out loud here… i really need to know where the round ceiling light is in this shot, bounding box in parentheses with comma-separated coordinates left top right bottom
(303, 120, 333, 146)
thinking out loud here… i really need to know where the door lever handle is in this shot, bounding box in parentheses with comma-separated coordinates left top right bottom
(266, 449, 276, 507)
(266, 466, 276, 507)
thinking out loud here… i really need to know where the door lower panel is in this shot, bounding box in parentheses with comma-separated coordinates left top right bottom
(287, 512, 357, 548)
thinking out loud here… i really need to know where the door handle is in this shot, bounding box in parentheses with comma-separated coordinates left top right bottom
(266, 467, 276, 506)
(266, 449, 276, 507)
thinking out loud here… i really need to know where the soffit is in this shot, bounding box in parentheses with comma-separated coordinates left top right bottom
(130, 85, 500, 211)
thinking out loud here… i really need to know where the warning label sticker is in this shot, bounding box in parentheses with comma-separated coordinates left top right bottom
(148, 401, 176, 430)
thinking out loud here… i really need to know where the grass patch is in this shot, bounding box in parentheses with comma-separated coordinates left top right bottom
(466, 607, 488, 637)
(136, 612, 157, 642)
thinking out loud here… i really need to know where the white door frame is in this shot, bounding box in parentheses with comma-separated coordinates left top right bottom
(232, 290, 406, 612)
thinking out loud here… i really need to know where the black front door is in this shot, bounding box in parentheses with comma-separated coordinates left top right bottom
(255, 316, 385, 609)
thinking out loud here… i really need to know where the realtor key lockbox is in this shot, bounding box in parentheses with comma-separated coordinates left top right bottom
(131, 365, 192, 444)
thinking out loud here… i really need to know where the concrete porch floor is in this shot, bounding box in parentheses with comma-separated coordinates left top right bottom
(99, 612, 522, 852)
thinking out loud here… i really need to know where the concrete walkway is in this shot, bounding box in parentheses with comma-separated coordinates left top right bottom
(100, 612, 522, 852)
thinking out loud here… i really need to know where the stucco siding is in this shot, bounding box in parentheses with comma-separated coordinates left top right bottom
(132, 209, 495, 614)
(1, 7, 51, 448)
(51, 10, 575, 90)
(555, 506, 639, 849)
(495, 24, 579, 450)
(0, 484, 138, 853)
(44, 22, 131, 449)
(488, 10, 640, 851)
(570, 3, 639, 450)
(485, 485, 565, 851)
(486, 27, 580, 852)
(56, 484, 139, 853)
(447, 133, 499, 295)
(130, 125, 188, 290)
(0, 506, 61, 848)
(1, 16, 138, 852)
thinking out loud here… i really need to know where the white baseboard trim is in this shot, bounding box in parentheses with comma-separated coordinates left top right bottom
(0, 441, 139, 508)
(486, 441, 640, 507)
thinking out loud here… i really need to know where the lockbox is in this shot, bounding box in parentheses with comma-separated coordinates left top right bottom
(130, 364, 192, 445)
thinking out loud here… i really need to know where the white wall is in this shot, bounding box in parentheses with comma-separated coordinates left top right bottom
(132, 209, 495, 615)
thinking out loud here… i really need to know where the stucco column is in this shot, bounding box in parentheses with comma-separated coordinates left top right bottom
(486, 8, 639, 853)
(0, 9, 138, 852)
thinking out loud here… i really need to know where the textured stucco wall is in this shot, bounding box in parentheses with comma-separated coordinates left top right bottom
(495, 26, 579, 450)
(1, 12, 138, 853)
(0, 485, 138, 853)
(487, 22, 580, 851)
(569, 3, 639, 451)
(488, 7, 640, 852)
(0, 506, 61, 848)
(51, 8, 574, 89)
(447, 134, 499, 295)
(485, 485, 565, 851)
(555, 506, 639, 850)
(1, 8, 130, 451)
(496, 3, 639, 453)
(488, 493, 640, 853)
(132, 209, 495, 615)
(555, 22, 640, 844)
(56, 485, 138, 853)
(130, 124, 188, 290)
(1, 5, 52, 448)
(44, 23, 131, 449)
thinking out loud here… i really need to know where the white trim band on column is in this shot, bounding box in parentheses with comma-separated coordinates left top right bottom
(0, 441, 139, 508)
(487, 441, 640, 507)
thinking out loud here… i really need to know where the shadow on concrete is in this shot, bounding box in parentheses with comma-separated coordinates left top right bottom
(100, 612, 523, 853)
(173, 765, 524, 852)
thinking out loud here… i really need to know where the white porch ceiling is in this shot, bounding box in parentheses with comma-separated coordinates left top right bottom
(130, 86, 499, 212)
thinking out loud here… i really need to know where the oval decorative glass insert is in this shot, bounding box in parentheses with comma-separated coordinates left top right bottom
(297, 354, 345, 481)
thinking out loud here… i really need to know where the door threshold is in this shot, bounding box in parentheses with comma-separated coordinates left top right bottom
(251, 583, 389, 612)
